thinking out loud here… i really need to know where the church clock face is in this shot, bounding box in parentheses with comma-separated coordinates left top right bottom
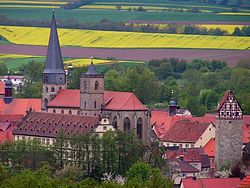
(43, 74, 49, 83)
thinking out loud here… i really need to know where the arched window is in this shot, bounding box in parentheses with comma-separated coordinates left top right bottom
(69, 110, 72, 114)
(94, 101, 97, 109)
(45, 86, 48, 93)
(84, 81, 87, 90)
(44, 98, 48, 107)
(95, 81, 99, 90)
(113, 116, 118, 129)
(123, 117, 131, 132)
(136, 118, 143, 139)
(51, 87, 55, 92)
(61, 109, 64, 114)
(53, 109, 56, 113)
(84, 102, 87, 109)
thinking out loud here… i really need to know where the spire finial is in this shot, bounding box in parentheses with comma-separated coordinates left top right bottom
(90, 56, 93, 64)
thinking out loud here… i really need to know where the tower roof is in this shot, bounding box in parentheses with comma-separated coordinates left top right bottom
(43, 11, 65, 74)
(84, 57, 102, 76)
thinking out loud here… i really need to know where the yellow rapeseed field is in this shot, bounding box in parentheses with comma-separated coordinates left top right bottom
(0, 25, 250, 50)
(201, 24, 244, 34)
(217, 12, 250, 16)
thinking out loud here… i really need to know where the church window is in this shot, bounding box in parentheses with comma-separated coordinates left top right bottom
(69, 110, 72, 114)
(51, 87, 55, 92)
(95, 81, 99, 90)
(84, 81, 87, 90)
(94, 101, 97, 108)
(44, 98, 48, 107)
(61, 109, 64, 114)
(53, 109, 56, 113)
(136, 118, 143, 138)
(113, 116, 118, 129)
(123, 117, 131, 132)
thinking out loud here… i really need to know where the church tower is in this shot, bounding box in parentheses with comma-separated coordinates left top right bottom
(42, 11, 66, 111)
(80, 58, 104, 116)
(215, 90, 243, 169)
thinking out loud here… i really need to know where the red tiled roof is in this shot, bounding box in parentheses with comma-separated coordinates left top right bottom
(161, 119, 209, 143)
(204, 138, 215, 158)
(166, 148, 203, 163)
(182, 177, 241, 188)
(48, 89, 148, 111)
(0, 81, 4, 95)
(0, 122, 16, 143)
(13, 112, 99, 138)
(238, 174, 250, 188)
(0, 114, 23, 122)
(0, 98, 41, 115)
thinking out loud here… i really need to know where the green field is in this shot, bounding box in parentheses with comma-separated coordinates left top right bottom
(0, 0, 250, 23)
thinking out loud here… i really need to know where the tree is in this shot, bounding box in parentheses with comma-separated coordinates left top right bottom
(104, 70, 123, 91)
(0, 63, 8, 75)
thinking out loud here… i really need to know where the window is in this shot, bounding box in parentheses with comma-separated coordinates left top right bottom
(69, 110, 72, 114)
(45, 86, 48, 93)
(44, 98, 48, 107)
(77, 110, 80, 115)
(95, 81, 99, 90)
(186, 144, 189, 148)
(94, 101, 97, 108)
(179, 144, 183, 148)
(113, 116, 118, 129)
(191, 144, 194, 148)
(51, 87, 55, 92)
(136, 118, 143, 139)
(42, 138, 45, 145)
(123, 117, 131, 132)
(182, 173, 186, 177)
(53, 109, 56, 113)
(61, 109, 64, 114)
(84, 102, 86, 109)
(46, 139, 50, 145)
(84, 81, 87, 90)
(22, 136, 25, 140)
(103, 126, 107, 130)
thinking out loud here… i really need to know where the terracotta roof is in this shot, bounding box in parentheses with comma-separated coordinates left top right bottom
(166, 148, 203, 163)
(204, 138, 215, 158)
(238, 174, 250, 188)
(0, 81, 4, 95)
(182, 177, 241, 188)
(48, 89, 148, 111)
(161, 119, 209, 143)
(0, 98, 41, 115)
(0, 121, 16, 143)
(0, 114, 23, 122)
(170, 158, 200, 173)
(13, 112, 99, 138)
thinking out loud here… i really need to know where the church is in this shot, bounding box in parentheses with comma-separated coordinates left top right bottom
(40, 12, 150, 144)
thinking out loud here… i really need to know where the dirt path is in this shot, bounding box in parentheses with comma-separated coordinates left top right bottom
(1, 44, 249, 67)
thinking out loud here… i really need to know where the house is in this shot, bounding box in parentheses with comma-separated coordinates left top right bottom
(0, 75, 24, 91)
(13, 111, 99, 145)
(180, 177, 242, 188)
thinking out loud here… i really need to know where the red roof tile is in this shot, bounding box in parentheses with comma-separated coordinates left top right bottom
(182, 177, 241, 188)
(0, 81, 4, 95)
(161, 119, 209, 143)
(0, 114, 23, 122)
(166, 148, 203, 163)
(170, 158, 200, 173)
(238, 174, 250, 188)
(204, 138, 215, 158)
(0, 122, 16, 143)
(48, 89, 148, 111)
(0, 98, 41, 115)
(13, 112, 99, 138)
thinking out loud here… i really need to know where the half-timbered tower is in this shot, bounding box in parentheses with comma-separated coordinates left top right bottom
(215, 90, 243, 169)
(42, 12, 66, 111)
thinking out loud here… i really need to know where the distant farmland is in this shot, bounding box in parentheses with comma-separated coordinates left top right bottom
(1, 26, 250, 50)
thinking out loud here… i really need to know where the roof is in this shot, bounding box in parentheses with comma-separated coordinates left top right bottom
(13, 112, 99, 138)
(48, 89, 148, 111)
(43, 12, 64, 75)
(161, 119, 209, 143)
(204, 138, 215, 158)
(0, 121, 17, 143)
(216, 90, 242, 112)
(0, 81, 4, 95)
(170, 158, 200, 173)
(84, 61, 102, 76)
(0, 98, 41, 115)
(0, 114, 23, 122)
(181, 177, 241, 188)
(238, 174, 250, 188)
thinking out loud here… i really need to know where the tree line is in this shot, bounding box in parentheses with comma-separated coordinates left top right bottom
(0, 16, 249, 37)
(0, 131, 173, 187)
